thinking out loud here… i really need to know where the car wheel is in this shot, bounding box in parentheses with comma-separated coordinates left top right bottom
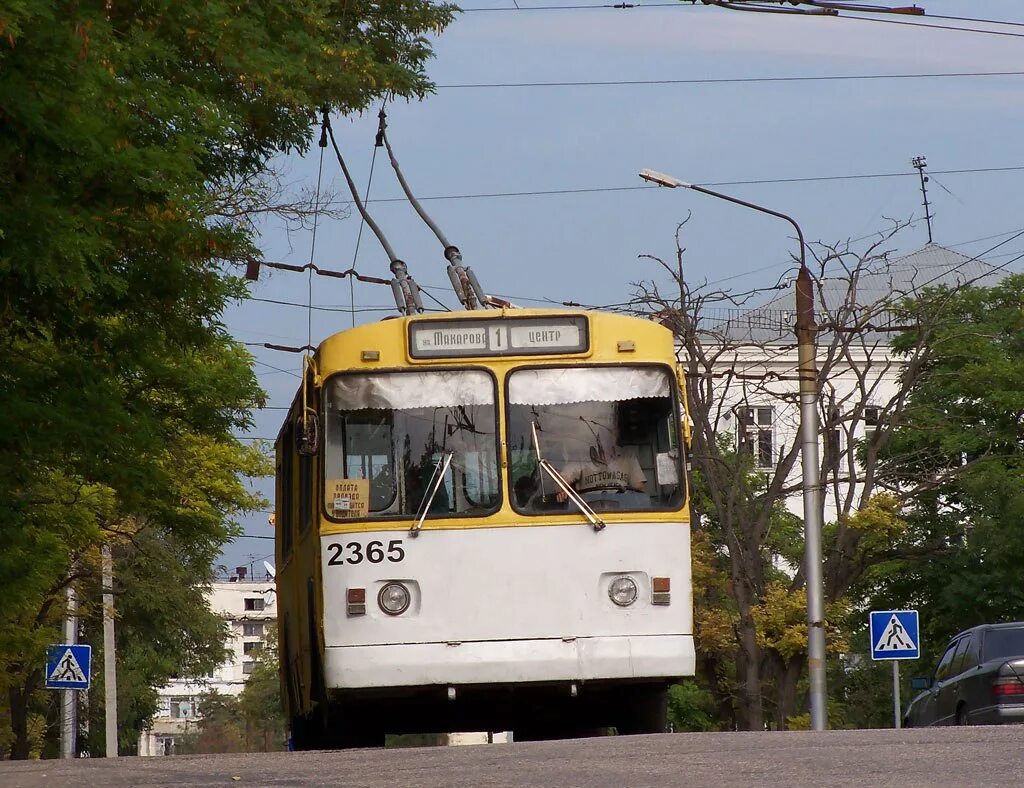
(955, 705, 969, 726)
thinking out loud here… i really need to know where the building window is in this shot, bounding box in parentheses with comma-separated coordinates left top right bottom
(242, 621, 264, 637)
(170, 699, 194, 719)
(242, 662, 256, 676)
(243, 641, 263, 656)
(244, 598, 265, 612)
(864, 406, 880, 440)
(156, 698, 171, 718)
(738, 406, 774, 468)
(156, 736, 177, 756)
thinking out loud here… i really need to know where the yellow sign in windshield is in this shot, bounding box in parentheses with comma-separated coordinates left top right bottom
(326, 478, 370, 519)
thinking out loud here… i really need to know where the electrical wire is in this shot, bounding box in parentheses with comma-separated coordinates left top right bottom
(460, 2, 685, 10)
(922, 14, 1024, 30)
(303, 165, 1024, 207)
(459, 0, 1024, 43)
(253, 359, 301, 378)
(437, 70, 1024, 90)
(839, 12, 1024, 39)
(249, 296, 399, 313)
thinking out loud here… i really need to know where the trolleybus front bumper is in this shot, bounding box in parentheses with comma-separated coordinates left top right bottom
(324, 633, 694, 689)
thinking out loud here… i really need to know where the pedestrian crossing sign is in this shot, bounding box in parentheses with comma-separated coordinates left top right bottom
(45, 644, 92, 690)
(870, 610, 920, 661)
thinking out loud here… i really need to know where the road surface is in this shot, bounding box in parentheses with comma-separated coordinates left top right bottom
(3, 727, 1024, 787)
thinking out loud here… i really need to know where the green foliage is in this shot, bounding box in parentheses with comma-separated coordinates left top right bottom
(824, 275, 1024, 729)
(667, 681, 716, 732)
(870, 275, 1024, 646)
(237, 625, 286, 752)
(828, 656, 902, 731)
(187, 691, 247, 755)
(176, 629, 285, 755)
(79, 527, 246, 755)
(2, 0, 452, 758)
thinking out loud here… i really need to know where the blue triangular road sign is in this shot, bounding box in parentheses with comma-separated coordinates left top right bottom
(45, 644, 92, 690)
(870, 610, 920, 661)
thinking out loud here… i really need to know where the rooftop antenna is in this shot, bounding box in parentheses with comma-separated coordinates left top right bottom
(322, 108, 424, 316)
(376, 107, 490, 310)
(911, 155, 934, 244)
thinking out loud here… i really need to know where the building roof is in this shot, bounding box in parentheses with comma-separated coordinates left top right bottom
(702, 243, 1006, 344)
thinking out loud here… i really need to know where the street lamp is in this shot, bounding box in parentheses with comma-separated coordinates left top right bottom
(639, 168, 827, 731)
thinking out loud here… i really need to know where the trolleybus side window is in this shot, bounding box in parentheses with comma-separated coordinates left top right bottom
(324, 370, 499, 519)
(298, 451, 312, 532)
(278, 422, 294, 560)
(506, 366, 684, 514)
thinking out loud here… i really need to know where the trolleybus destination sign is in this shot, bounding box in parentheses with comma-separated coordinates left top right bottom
(409, 315, 589, 358)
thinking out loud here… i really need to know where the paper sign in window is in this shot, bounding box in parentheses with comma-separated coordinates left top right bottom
(326, 479, 370, 518)
(655, 452, 679, 486)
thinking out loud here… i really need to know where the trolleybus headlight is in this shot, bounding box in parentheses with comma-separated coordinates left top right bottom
(608, 576, 638, 607)
(378, 582, 411, 616)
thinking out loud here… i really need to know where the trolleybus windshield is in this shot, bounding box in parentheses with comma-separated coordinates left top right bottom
(506, 366, 684, 514)
(324, 370, 500, 520)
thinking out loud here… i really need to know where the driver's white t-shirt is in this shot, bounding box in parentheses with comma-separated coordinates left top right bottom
(560, 453, 646, 493)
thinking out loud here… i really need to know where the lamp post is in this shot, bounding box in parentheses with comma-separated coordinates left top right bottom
(639, 169, 827, 731)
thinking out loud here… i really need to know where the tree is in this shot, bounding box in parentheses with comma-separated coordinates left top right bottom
(185, 691, 246, 755)
(666, 681, 717, 733)
(2, 0, 455, 757)
(866, 274, 1024, 649)
(632, 221, 990, 729)
(237, 626, 286, 752)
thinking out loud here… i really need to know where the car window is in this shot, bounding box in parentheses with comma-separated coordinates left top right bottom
(982, 627, 1024, 662)
(960, 634, 981, 671)
(949, 635, 973, 676)
(934, 640, 961, 681)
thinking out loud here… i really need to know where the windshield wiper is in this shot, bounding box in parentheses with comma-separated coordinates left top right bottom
(538, 459, 606, 532)
(410, 451, 453, 537)
(531, 420, 605, 532)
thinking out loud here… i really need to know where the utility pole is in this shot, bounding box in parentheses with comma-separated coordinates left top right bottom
(60, 584, 78, 759)
(639, 168, 828, 730)
(103, 544, 118, 757)
(795, 265, 827, 731)
(911, 156, 933, 244)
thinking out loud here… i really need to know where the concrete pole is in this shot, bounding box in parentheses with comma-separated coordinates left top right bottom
(637, 168, 828, 729)
(796, 266, 827, 731)
(60, 584, 78, 759)
(103, 544, 118, 757)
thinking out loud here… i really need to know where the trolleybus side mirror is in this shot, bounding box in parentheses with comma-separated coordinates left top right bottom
(295, 410, 320, 455)
(910, 676, 931, 691)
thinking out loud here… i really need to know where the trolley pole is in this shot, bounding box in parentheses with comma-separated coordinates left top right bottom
(639, 169, 828, 730)
(60, 583, 78, 759)
(103, 544, 119, 756)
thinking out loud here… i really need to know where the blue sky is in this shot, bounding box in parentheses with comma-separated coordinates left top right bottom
(221, 0, 1024, 572)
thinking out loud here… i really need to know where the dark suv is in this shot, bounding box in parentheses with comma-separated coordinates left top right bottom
(904, 622, 1024, 726)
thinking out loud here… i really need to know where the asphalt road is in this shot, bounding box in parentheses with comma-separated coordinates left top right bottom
(3, 727, 1024, 787)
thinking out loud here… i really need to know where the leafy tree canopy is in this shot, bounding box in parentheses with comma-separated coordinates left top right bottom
(843, 275, 1024, 711)
(1, 0, 454, 758)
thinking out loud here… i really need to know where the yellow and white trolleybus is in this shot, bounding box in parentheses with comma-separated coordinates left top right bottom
(275, 308, 694, 747)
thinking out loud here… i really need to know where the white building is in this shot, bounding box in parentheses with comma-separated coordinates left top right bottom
(137, 572, 277, 756)
(700, 243, 1002, 524)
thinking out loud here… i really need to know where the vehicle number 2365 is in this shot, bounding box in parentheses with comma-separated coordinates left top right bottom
(326, 539, 405, 566)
